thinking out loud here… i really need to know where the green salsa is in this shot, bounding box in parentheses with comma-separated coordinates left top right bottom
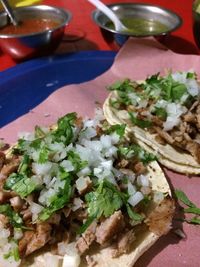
(105, 17, 170, 35)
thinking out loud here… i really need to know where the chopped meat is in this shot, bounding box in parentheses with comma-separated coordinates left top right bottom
(117, 159, 129, 168)
(19, 223, 52, 257)
(0, 156, 21, 177)
(0, 152, 5, 171)
(20, 208, 32, 221)
(62, 207, 71, 219)
(151, 116, 164, 127)
(183, 112, 196, 123)
(185, 141, 200, 163)
(76, 221, 97, 254)
(95, 210, 125, 245)
(145, 196, 175, 236)
(0, 190, 17, 204)
(196, 114, 200, 129)
(0, 214, 9, 228)
(47, 213, 61, 225)
(86, 255, 97, 267)
(133, 162, 147, 175)
(154, 127, 174, 145)
(110, 230, 136, 258)
(10, 196, 24, 212)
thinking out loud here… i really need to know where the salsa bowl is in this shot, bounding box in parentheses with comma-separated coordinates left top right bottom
(0, 5, 71, 60)
(92, 3, 182, 47)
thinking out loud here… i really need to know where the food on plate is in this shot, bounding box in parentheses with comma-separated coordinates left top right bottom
(103, 70, 200, 174)
(0, 110, 174, 267)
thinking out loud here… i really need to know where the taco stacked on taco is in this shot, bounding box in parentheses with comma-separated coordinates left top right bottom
(104, 71, 200, 174)
(0, 110, 174, 267)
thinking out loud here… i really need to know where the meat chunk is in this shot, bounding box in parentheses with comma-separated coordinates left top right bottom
(0, 214, 9, 228)
(145, 196, 175, 236)
(0, 156, 21, 177)
(0, 152, 5, 171)
(110, 230, 136, 258)
(0, 190, 17, 204)
(76, 221, 97, 254)
(95, 210, 125, 245)
(19, 223, 52, 257)
(10, 196, 24, 212)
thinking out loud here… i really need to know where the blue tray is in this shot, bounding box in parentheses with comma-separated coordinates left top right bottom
(0, 51, 116, 127)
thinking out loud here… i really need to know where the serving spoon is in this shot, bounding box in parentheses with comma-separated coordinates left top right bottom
(88, 0, 128, 32)
(0, 0, 19, 26)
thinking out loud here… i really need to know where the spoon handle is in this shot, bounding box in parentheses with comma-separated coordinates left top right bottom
(88, 0, 127, 31)
(0, 0, 19, 26)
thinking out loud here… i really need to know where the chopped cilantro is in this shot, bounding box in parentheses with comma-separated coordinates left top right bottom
(67, 150, 88, 172)
(0, 204, 23, 228)
(129, 112, 152, 128)
(39, 177, 72, 221)
(3, 245, 20, 262)
(119, 144, 156, 164)
(85, 180, 123, 219)
(4, 173, 38, 198)
(52, 113, 77, 145)
(106, 124, 126, 138)
(175, 189, 200, 225)
(18, 154, 31, 175)
(153, 107, 167, 120)
(126, 204, 144, 222)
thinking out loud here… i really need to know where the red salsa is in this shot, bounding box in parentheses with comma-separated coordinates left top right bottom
(0, 18, 60, 35)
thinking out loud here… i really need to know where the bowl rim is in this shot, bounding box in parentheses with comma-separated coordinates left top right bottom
(0, 5, 72, 38)
(91, 2, 183, 37)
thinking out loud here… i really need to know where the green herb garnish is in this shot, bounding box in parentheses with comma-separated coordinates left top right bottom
(175, 189, 200, 225)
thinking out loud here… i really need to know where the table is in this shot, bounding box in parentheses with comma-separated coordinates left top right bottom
(0, 0, 197, 71)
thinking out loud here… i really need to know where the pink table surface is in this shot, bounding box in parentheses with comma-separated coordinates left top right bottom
(0, 38, 200, 267)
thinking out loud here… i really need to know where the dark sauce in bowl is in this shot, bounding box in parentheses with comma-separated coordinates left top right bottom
(0, 18, 60, 35)
(105, 18, 170, 35)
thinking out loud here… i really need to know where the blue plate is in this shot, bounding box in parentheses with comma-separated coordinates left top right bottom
(0, 51, 116, 127)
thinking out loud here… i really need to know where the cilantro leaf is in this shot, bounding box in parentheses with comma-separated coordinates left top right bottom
(67, 150, 88, 172)
(39, 177, 72, 221)
(106, 124, 126, 138)
(52, 113, 77, 145)
(85, 180, 123, 219)
(119, 144, 156, 164)
(18, 154, 31, 175)
(0, 204, 23, 228)
(129, 112, 152, 128)
(153, 107, 167, 120)
(175, 189, 196, 207)
(126, 204, 144, 222)
(4, 245, 20, 262)
(4, 173, 38, 198)
(175, 189, 200, 225)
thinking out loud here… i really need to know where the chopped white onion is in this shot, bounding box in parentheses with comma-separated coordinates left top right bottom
(128, 191, 144, 207)
(137, 174, 149, 187)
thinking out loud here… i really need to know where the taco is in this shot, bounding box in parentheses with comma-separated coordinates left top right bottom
(103, 71, 200, 175)
(0, 110, 174, 267)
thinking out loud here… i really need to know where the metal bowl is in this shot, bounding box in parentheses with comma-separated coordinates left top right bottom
(92, 3, 182, 47)
(193, 1, 200, 49)
(0, 5, 71, 60)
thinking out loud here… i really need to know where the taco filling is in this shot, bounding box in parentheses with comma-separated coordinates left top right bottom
(0, 110, 174, 267)
(105, 71, 200, 172)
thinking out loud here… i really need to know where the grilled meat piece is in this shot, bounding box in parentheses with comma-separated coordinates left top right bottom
(145, 196, 175, 236)
(95, 210, 125, 245)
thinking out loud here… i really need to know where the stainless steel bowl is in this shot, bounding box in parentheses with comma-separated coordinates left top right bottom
(193, 1, 200, 49)
(92, 3, 182, 46)
(0, 5, 71, 60)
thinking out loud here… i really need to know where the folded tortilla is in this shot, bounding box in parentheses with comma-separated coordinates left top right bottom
(103, 94, 200, 175)
(0, 113, 174, 267)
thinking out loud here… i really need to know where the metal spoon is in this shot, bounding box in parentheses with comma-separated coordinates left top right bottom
(88, 0, 128, 32)
(0, 0, 19, 26)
